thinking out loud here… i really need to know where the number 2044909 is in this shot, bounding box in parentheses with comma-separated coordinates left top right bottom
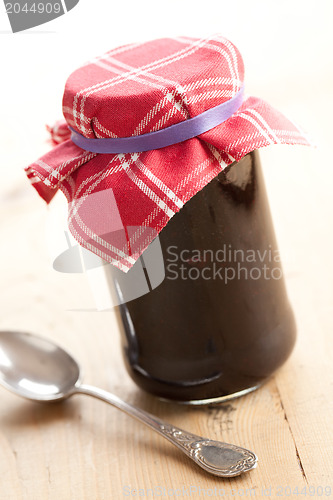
(275, 486, 331, 496)
(5, 3, 62, 14)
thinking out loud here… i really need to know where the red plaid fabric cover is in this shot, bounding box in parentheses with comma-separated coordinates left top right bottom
(25, 35, 309, 272)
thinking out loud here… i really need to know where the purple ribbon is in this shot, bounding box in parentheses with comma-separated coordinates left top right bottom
(70, 86, 244, 154)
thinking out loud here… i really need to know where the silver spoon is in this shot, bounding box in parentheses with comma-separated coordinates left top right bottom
(0, 330, 257, 477)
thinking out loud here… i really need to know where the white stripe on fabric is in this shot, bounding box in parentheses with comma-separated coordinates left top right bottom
(214, 35, 240, 90)
(148, 105, 185, 133)
(132, 95, 174, 136)
(119, 155, 175, 218)
(132, 91, 189, 136)
(182, 76, 241, 92)
(50, 152, 97, 185)
(226, 132, 264, 151)
(187, 89, 234, 104)
(63, 106, 90, 123)
(237, 112, 275, 145)
(67, 222, 131, 272)
(174, 157, 213, 194)
(92, 117, 119, 138)
(35, 159, 54, 173)
(127, 153, 221, 251)
(79, 36, 212, 97)
(70, 155, 129, 207)
(68, 161, 120, 219)
(68, 194, 136, 266)
(89, 58, 188, 137)
(132, 154, 184, 209)
(66, 153, 151, 265)
(78, 42, 144, 72)
(64, 174, 76, 196)
(173, 36, 239, 96)
(276, 116, 313, 146)
(207, 142, 235, 164)
(74, 36, 221, 133)
(204, 42, 239, 96)
(149, 36, 241, 130)
(36, 151, 97, 182)
(103, 55, 189, 117)
(69, 210, 135, 266)
(206, 143, 227, 169)
(274, 129, 304, 137)
(247, 109, 281, 143)
(27, 175, 42, 184)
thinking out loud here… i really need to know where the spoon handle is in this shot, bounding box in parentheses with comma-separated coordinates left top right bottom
(75, 384, 257, 477)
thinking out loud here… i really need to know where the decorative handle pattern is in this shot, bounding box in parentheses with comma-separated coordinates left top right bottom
(158, 423, 257, 477)
(77, 384, 257, 477)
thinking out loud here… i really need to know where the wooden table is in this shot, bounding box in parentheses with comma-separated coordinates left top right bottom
(0, 139, 332, 499)
(1, 10, 333, 496)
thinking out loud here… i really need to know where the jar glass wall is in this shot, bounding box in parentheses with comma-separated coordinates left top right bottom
(111, 150, 296, 404)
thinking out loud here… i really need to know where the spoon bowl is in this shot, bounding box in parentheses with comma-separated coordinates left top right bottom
(0, 331, 80, 401)
(0, 330, 258, 478)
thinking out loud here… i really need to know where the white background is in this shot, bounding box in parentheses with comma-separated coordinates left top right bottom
(0, 0, 332, 184)
(0, 0, 333, 295)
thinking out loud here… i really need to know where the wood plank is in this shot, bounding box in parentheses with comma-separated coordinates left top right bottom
(0, 166, 332, 498)
(1, 81, 332, 500)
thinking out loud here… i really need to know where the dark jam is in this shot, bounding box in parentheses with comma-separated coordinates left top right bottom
(114, 150, 296, 402)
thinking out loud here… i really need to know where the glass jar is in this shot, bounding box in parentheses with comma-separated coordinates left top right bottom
(111, 150, 296, 404)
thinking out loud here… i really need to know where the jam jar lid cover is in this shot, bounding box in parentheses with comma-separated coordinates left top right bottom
(25, 35, 309, 272)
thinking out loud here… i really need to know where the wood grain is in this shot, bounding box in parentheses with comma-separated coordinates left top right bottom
(0, 151, 332, 499)
(1, 19, 333, 497)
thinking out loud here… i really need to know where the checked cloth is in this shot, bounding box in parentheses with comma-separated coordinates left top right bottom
(25, 35, 309, 272)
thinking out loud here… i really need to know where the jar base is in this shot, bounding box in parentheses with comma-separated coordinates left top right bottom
(157, 383, 262, 406)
